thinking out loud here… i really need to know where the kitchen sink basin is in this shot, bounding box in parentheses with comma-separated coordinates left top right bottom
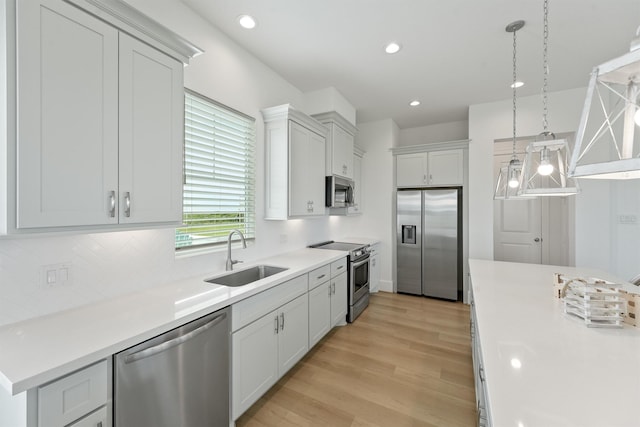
(205, 265, 288, 287)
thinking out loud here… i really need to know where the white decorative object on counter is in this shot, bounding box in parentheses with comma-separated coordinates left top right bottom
(561, 279, 625, 328)
(554, 273, 640, 328)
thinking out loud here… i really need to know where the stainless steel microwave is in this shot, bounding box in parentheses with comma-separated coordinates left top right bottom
(325, 176, 354, 207)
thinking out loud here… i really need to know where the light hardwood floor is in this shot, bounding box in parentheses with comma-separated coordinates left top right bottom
(236, 292, 477, 427)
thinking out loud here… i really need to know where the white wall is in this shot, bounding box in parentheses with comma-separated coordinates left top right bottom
(399, 120, 468, 146)
(302, 87, 356, 126)
(0, 0, 342, 326)
(469, 87, 640, 281)
(334, 119, 399, 292)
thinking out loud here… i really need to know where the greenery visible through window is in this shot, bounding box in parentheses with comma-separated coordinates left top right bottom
(176, 90, 256, 251)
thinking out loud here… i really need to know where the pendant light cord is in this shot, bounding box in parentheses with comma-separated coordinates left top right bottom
(542, 0, 550, 134)
(512, 27, 518, 159)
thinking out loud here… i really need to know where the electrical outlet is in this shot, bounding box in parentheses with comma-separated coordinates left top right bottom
(40, 262, 72, 287)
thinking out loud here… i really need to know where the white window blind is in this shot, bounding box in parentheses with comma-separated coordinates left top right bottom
(176, 90, 256, 251)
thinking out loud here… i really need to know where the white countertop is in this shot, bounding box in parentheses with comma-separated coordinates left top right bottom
(469, 259, 640, 427)
(0, 248, 346, 395)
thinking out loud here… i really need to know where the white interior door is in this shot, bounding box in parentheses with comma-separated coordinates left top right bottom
(494, 196, 542, 264)
(493, 138, 574, 266)
(493, 144, 543, 264)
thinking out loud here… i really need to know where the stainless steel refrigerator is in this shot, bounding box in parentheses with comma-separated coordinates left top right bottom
(396, 188, 461, 300)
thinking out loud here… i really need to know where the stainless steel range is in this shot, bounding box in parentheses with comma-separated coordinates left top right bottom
(309, 241, 371, 322)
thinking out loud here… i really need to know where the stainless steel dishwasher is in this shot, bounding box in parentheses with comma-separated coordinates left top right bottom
(114, 307, 230, 427)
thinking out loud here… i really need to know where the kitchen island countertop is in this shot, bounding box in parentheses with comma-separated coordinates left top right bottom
(469, 259, 640, 427)
(0, 248, 346, 395)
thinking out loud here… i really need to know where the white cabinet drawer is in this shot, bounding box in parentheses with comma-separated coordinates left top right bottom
(232, 274, 308, 332)
(330, 258, 347, 277)
(38, 360, 108, 427)
(308, 265, 330, 290)
(68, 406, 108, 427)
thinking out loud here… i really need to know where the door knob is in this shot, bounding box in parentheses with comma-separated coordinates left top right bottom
(534, 237, 541, 242)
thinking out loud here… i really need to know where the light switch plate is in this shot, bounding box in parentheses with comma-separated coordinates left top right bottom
(40, 262, 73, 287)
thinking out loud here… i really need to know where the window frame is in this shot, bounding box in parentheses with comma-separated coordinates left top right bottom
(176, 89, 256, 253)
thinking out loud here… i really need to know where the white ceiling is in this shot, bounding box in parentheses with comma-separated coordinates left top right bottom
(181, 0, 640, 129)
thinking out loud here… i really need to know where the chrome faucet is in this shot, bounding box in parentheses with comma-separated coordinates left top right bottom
(226, 229, 247, 271)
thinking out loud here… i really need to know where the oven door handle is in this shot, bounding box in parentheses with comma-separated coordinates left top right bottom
(351, 256, 370, 268)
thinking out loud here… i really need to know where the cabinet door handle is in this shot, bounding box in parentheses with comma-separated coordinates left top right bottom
(274, 316, 279, 334)
(108, 191, 116, 217)
(328, 284, 332, 296)
(332, 282, 336, 294)
(97, 422, 103, 427)
(423, 174, 427, 183)
(280, 312, 285, 331)
(124, 191, 131, 217)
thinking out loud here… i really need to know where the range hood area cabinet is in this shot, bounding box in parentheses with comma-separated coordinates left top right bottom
(0, 0, 201, 234)
(311, 111, 358, 180)
(262, 105, 328, 220)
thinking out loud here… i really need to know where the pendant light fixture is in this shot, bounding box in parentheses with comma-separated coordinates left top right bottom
(568, 27, 640, 179)
(519, 0, 580, 197)
(495, 20, 525, 200)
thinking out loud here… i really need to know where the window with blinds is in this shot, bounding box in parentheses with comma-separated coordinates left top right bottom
(176, 90, 256, 251)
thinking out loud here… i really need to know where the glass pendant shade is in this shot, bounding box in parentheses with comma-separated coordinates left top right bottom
(568, 36, 640, 179)
(519, 138, 580, 196)
(494, 158, 523, 199)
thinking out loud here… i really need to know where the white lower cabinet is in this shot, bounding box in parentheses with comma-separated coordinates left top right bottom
(232, 306, 280, 419)
(0, 359, 111, 427)
(277, 294, 310, 374)
(38, 360, 109, 427)
(470, 286, 491, 427)
(232, 257, 348, 420)
(308, 261, 347, 349)
(67, 407, 108, 427)
(369, 243, 381, 293)
(308, 281, 331, 348)
(330, 272, 348, 327)
(232, 292, 309, 420)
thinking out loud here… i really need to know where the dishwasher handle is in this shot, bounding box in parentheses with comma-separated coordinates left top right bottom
(123, 311, 227, 364)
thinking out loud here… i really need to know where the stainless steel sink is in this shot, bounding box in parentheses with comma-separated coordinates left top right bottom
(204, 265, 288, 287)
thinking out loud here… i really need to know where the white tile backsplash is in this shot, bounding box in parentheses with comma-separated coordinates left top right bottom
(0, 229, 195, 326)
(0, 217, 340, 327)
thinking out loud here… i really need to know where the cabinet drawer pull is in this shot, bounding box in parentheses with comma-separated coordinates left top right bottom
(108, 191, 116, 217)
(317, 274, 326, 280)
(124, 191, 131, 217)
(336, 265, 344, 270)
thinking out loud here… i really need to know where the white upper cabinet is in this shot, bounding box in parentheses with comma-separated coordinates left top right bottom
(312, 112, 357, 180)
(348, 148, 364, 215)
(396, 149, 463, 187)
(428, 149, 463, 186)
(16, 0, 120, 228)
(262, 105, 328, 220)
(3, 0, 200, 233)
(118, 34, 183, 224)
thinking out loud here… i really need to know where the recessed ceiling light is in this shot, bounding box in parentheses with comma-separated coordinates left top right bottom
(409, 100, 421, 107)
(237, 15, 257, 29)
(511, 81, 524, 88)
(385, 42, 401, 54)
